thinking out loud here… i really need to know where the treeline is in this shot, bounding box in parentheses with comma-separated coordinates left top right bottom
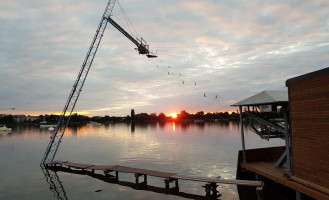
(0, 111, 241, 125)
(130, 110, 240, 122)
(0, 115, 15, 124)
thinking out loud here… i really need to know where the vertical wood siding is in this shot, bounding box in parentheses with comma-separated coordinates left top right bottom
(289, 72, 329, 188)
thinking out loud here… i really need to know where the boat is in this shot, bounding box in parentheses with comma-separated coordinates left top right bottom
(87, 121, 101, 125)
(0, 125, 12, 132)
(39, 121, 57, 128)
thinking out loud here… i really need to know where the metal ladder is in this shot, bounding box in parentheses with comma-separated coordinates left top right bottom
(41, 0, 117, 164)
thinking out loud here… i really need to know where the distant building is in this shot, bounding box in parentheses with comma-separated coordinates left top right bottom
(13, 115, 26, 123)
(131, 109, 135, 119)
(26, 116, 39, 122)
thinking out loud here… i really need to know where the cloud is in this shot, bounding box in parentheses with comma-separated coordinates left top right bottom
(0, 0, 328, 116)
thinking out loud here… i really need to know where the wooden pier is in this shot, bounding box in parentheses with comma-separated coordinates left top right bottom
(232, 67, 329, 200)
(45, 161, 263, 198)
(237, 147, 329, 200)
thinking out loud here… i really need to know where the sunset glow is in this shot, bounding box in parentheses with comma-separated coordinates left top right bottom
(0, 0, 327, 117)
(168, 113, 178, 119)
(52, 111, 90, 116)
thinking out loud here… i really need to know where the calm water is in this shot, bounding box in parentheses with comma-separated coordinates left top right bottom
(0, 121, 283, 200)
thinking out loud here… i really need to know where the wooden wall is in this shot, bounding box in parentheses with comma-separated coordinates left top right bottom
(288, 71, 329, 189)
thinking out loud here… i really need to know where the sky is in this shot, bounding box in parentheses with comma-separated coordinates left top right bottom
(0, 0, 328, 117)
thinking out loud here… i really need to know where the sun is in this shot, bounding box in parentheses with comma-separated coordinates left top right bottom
(171, 113, 178, 119)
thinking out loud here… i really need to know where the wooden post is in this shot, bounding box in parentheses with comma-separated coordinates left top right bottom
(204, 183, 211, 196)
(283, 107, 292, 171)
(165, 179, 170, 191)
(256, 182, 264, 200)
(135, 173, 139, 184)
(144, 174, 147, 183)
(211, 183, 218, 197)
(296, 191, 304, 200)
(239, 106, 247, 163)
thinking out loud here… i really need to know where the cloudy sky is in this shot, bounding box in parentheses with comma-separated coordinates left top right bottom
(1, 0, 328, 117)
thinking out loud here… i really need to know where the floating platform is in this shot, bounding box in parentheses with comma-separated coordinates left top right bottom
(45, 161, 263, 198)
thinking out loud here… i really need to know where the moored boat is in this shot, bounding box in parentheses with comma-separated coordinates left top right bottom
(39, 121, 57, 128)
(0, 125, 12, 132)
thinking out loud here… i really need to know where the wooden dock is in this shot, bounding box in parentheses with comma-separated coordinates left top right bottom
(46, 161, 263, 198)
(237, 147, 329, 200)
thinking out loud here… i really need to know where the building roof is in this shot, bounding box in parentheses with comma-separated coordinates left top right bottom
(231, 91, 288, 107)
(286, 67, 329, 86)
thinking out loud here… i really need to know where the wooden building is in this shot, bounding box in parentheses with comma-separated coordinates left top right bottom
(234, 67, 329, 200)
(286, 67, 329, 192)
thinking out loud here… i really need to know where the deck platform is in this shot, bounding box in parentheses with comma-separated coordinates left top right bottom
(64, 162, 94, 169)
(45, 160, 262, 198)
(86, 165, 114, 171)
(172, 174, 262, 187)
(237, 147, 329, 200)
(110, 165, 176, 178)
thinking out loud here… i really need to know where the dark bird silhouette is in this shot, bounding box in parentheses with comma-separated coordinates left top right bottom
(204, 93, 206, 97)
(215, 95, 218, 98)
(194, 82, 197, 85)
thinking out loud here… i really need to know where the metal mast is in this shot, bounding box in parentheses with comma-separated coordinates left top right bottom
(42, 0, 157, 165)
(41, 0, 117, 164)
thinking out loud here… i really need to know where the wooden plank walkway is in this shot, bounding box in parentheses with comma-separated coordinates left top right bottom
(240, 161, 329, 200)
(172, 174, 262, 187)
(237, 148, 329, 200)
(110, 165, 176, 178)
(46, 160, 262, 198)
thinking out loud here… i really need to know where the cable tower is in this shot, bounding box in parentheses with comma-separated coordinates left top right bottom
(41, 0, 156, 164)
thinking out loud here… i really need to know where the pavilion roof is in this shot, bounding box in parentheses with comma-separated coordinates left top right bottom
(231, 91, 288, 107)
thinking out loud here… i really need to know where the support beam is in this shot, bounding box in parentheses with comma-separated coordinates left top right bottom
(296, 191, 304, 200)
(275, 151, 287, 168)
(283, 107, 292, 171)
(164, 178, 179, 193)
(239, 106, 247, 163)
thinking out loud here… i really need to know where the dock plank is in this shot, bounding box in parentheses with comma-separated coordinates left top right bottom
(48, 160, 68, 165)
(240, 161, 329, 200)
(86, 165, 115, 170)
(63, 162, 94, 169)
(171, 175, 262, 187)
(111, 165, 176, 178)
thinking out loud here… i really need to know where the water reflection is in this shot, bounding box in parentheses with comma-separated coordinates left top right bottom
(41, 166, 68, 200)
(0, 122, 282, 200)
(172, 122, 176, 132)
(123, 121, 235, 134)
(130, 122, 135, 133)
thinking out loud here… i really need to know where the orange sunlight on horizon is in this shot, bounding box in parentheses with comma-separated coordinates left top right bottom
(24, 111, 90, 117)
(166, 113, 178, 119)
(53, 111, 90, 116)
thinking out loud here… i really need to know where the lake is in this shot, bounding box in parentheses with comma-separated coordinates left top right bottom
(0, 121, 283, 200)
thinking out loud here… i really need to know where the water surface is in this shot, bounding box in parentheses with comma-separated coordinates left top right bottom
(0, 121, 283, 199)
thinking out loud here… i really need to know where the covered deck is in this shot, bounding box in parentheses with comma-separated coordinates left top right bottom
(233, 87, 329, 199)
(236, 147, 329, 200)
